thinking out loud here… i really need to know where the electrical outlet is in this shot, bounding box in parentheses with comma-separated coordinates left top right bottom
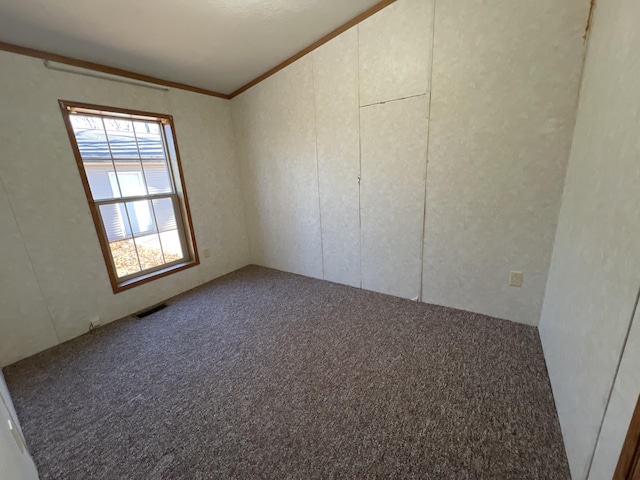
(202, 247, 211, 258)
(509, 271, 523, 287)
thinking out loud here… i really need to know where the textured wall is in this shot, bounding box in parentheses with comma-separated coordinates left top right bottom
(538, 0, 640, 477)
(232, 0, 434, 295)
(590, 308, 640, 480)
(0, 177, 58, 364)
(312, 28, 361, 287)
(0, 51, 250, 366)
(358, 0, 432, 298)
(358, 0, 433, 106)
(232, 58, 324, 279)
(360, 96, 429, 299)
(423, 0, 589, 326)
(232, 0, 587, 327)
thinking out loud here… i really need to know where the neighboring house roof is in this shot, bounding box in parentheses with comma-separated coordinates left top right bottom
(75, 129, 164, 160)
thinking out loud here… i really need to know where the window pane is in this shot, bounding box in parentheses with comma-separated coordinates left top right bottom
(70, 116, 117, 200)
(103, 119, 151, 198)
(63, 103, 196, 288)
(133, 121, 165, 159)
(152, 198, 178, 232)
(134, 234, 165, 270)
(99, 204, 129, 242)
(104, 119, 138, 159)
(159, 230, 184, 262)
(85, 160, 120, 200)
(71, 116, 111, 159)
(141, 160, 173, 194)
(125, 200, 156, 237)
(133, 122, 173, 194)
(109, 239, 141, 278)
(110, 171, 147, 197)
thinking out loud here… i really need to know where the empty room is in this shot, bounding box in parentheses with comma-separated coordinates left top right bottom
(0, 0, 639, 479)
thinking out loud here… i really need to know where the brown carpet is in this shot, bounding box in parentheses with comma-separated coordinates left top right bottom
(3, 266, 569, 479)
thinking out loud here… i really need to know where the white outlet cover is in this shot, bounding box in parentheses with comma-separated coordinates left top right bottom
(89, 316, 101, 329)
(509, 271, 523, 287)
(8, 420, 25, 454)
(202, 248, 211, 258)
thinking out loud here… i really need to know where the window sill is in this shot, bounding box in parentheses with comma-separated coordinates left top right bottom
(113, 259, 199, 293)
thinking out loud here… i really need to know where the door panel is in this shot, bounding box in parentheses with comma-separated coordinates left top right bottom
(360, 95, 429, 299)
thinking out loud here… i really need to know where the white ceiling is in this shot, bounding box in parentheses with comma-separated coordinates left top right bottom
(0, 0, 382, 95)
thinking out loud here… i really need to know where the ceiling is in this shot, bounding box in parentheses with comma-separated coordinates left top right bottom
(0, 0, 382, 95)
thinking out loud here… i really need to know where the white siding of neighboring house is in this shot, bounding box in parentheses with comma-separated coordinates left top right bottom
(84, 161, 174, 241)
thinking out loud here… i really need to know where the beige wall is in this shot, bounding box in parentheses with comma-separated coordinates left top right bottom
(0, 51, 250, 366)
(539, 0, 640, 478)
(231, 0, 588, 325)
(423, 0, 588, 325)
(232, 57, 324, 280)
(312, 29, 361, 287)
(590, 309, 640, 480)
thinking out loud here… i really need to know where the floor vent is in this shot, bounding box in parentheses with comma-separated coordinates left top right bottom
(135, 303, 168, 319)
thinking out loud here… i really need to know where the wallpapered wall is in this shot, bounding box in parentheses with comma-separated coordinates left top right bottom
(539, 0, 640, 477)
(0, 51, 250, 366)
(231, 0, 589, 326)
(6, 2, 636, 479)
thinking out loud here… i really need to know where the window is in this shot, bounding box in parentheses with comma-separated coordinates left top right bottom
(59, 100, 199, 292)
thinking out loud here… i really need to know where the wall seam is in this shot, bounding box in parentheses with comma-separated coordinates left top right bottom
(537, 2, 601, 475)
(226, 95, 254, 269)
(360, 92, 427, 109)
(310, 58, 326, 279)
(163, 89, 203, 287)
(418, 0, 437, 302)
(537, 0, 598, 331)
(581, 2, 629, 476)
(586, 282, 640, 480)
(357, 25, 364, 290)
(0, 173, 60, 344)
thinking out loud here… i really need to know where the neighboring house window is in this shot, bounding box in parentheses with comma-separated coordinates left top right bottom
(59, 100, 199, 293)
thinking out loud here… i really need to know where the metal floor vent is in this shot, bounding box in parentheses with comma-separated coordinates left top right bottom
(135, 303, 168, 319)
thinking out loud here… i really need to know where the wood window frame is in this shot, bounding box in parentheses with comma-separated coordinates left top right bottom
(614, 394, 640, 480)
(59, 100, 200, 293)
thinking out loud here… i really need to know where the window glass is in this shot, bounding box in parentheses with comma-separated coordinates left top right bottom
(62, 102, 197, 289)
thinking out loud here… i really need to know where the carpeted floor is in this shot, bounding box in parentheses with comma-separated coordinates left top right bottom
(4, 266, 569, 479)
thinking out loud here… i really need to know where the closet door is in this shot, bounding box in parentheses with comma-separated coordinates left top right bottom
(359, 95, 429, 299)
(313, 28, 361, 288)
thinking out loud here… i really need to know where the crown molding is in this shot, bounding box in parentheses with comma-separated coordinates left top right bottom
(229, 0, 397, 98)
(0, 41, 230, 99)
(0, 0, 397, 101)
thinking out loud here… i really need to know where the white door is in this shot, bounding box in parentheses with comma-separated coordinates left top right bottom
(0, 376, 39, 479)
(359, 96, 429, 300)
